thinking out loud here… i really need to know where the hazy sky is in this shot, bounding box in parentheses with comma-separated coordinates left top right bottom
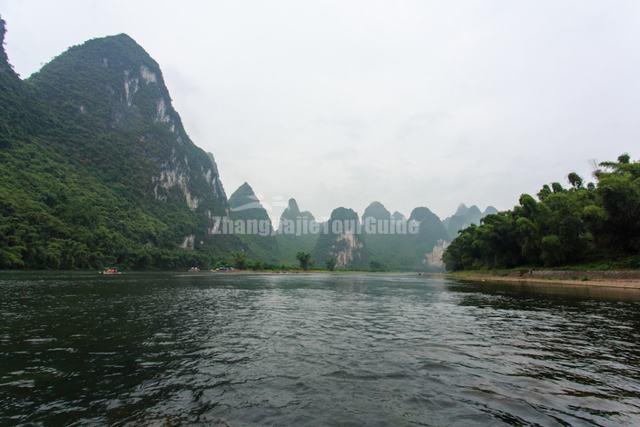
(2, 1, 639, 221)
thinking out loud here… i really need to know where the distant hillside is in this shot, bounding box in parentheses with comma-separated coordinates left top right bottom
(228, 182, 278, 262)
(0, 15, 508, 272)
(276, 198, 317, 264)
(443, 204, 497, 240)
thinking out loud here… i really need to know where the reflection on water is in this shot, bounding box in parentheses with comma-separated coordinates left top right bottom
(1, 272, 640, 426)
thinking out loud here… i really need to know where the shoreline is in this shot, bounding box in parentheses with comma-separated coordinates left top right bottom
(450, 271, 640, 290)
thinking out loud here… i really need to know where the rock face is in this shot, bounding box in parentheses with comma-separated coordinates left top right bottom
(425, 240, 448, 269)
(312, 207, 368, 268)
(0, 18, 242, 269)
(28, 34, 228, 222)
(407, 207, 450, 269)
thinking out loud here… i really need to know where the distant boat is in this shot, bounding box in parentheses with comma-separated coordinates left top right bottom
(189, 267, 200, 272)
(100, 267, 122, 275)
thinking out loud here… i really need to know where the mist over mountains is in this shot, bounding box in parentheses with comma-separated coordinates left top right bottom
(0, 17, 496, 271)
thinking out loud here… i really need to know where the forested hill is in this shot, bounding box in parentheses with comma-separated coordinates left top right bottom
(0, 17, 242, 269)
(443, 155, 640, 271)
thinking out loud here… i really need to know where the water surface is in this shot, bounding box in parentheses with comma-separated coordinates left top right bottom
(1, 272, 640, 426)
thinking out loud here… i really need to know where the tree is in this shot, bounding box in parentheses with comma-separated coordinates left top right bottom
(296, 252, 312, 270)
(568, 172, 583, 189)
(369, 261, 385, 271)
(231, 251, 247, 270)
(551, 182, 564, 193)
(618, 153, 630, 164)
(325, 257, 337, 271)
(541, 235, 563, 266)
(443, 154, 640, 271)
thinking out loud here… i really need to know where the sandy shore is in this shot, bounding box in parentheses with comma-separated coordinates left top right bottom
(451, 271, 640, 289)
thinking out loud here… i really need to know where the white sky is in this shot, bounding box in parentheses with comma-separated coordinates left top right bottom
(2, 0, 639, 222)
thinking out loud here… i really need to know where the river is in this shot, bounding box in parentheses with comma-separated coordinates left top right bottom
(1, 272, 639, 425)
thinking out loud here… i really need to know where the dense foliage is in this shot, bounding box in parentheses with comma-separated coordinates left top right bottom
(0, 17, 241, 270)
(444, 155, 640, 271)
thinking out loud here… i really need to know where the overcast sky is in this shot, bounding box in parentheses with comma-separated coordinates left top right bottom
(2, 1, 639, 221)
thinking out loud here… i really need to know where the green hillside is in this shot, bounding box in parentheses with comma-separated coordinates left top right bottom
(0, 17, 242, 269)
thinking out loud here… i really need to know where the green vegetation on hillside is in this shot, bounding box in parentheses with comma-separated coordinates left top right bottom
(0, 17, 241, 270)
(444, 155, 640, 271)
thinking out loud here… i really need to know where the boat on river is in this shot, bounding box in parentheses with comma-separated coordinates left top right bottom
(99, 267, 122, 275)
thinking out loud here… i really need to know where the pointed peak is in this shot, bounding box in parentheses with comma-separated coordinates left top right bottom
(29, 30, 162, 87)
(280, 198, 316, 225)
(280, 197, 302, 221)
(409, 206, 441, 222)
(391, 211, 406, 221)
(467, 205, 482, 216)
(454, 203, 469, 216)
(238, 182, 254, 193)
(363, 201, 390, 220)
(287, 198, 300, 211)
(330, 207, 359, 222)
(85, 32, 147, 54)
(231, 182, 255, 198)
(229, 182, 263, 211)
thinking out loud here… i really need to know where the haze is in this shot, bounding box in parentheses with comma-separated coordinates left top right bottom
(2, 0, 639, 221)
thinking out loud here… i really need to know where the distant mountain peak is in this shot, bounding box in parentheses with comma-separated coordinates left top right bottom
(409, 206, 441, 223)
(287, 198, 300, 213)
(391, 211, 406, 221)
(443, 203, 497, 240)
(229, 182, 262, 211)
(467, 205, 482, 216)
(454, 203, 469, 216)
(280, 198, 302, 221)
(363, 201, 391, 220)
(483, 206, 498, 215)
(330, 207, 360, 221)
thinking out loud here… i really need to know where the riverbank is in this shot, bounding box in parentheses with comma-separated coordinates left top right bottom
(451, 269, 640, 289)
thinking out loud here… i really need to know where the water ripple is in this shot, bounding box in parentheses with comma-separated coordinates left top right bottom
(1, 272, 640, 425)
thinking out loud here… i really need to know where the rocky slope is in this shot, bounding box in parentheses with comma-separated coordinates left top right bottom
(0, 17, 240, 269)
(312, 207, 368, 269)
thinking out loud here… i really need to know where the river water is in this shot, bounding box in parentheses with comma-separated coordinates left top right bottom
(1, 272, 640, 426)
